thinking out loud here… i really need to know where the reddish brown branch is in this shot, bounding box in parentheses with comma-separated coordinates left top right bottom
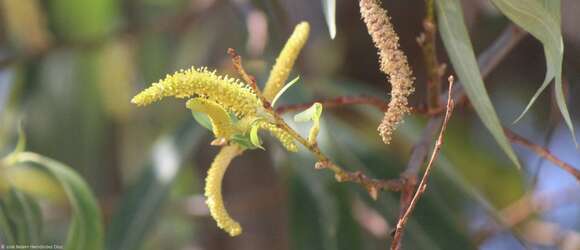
(227, 48, 260, 93)
(391, 77, 455, 250)
(227, 48, 272, 108)
(417, 0, 446, 112)
(505, 129, 580, 181)
(316, 161, 404, 199)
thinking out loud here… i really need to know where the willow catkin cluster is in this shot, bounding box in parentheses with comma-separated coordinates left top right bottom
(205, 145, 243, 236)
(255, 120, 298, 152)
(263, 22, 310, 101)
(360, 0, 415, 144)
(131, 67, 261, 118)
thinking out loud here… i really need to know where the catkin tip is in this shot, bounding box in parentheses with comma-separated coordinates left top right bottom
(205, 145, 244, 236)
(263, 21, 310, 101)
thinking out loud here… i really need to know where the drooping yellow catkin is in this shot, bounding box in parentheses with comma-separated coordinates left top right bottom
(205, 145, 243, 236)
(186, 98, 235, 139)
(256, 120, 298, 152)
(131, 67, 262, 118)
(359, 0, 415, 144)
(263, 22, 310, 101)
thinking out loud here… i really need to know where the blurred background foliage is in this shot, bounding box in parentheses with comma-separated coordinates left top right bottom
(0, 0, 579, 249)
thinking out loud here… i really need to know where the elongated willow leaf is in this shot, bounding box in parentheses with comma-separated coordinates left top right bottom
(9, 152, 103, 250)
(491, 0, 576, 144)
(435, 0, 520, 168)
(0, 190, 43, 245)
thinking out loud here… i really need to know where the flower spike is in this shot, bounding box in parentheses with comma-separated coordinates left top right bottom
(263, 22, 310, 101)
(205, 145, 244, 236)
(360, 0, 415, 144)
(132, 67, 262, 118)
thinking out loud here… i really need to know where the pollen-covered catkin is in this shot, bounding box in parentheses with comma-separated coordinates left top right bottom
(255, 120, 298, 152)
(131, 67, 262, 118)
(263, 22, 310, 101)
(359, 0, 415, 144)
(205, 145, 243, 236)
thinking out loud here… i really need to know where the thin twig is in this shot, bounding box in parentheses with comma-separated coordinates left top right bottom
(505, 129, 580, 181)
(417, 0, 445, 111)
(227, 48, 272, 108)
(227, 48, 260, 93)
(391, 76, 455, 250)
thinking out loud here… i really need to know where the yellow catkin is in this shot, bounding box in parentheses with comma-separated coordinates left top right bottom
(205, 145, 243, 236)
(186, 98, 235, 139)
(131, 67, 262, 118)
(360, 0, 415, 144)
(263, 22, 310, 101)
(256, 120, 298, 152)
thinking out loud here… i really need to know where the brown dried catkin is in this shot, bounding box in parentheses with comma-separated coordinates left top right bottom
(360, 0, 415, 144)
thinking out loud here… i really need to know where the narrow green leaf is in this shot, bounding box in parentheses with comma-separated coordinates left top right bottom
(492, 0, 576, 144)
(10, 152, 103, 250)
(0, 202, 17, 244)
(15, 122, 26, 153)
(271, 76, 300, 107)
(0, 190, 42, 245)
(435, 0, 520, 168)
(4, 164, 66, 201)
(322, 0, 337, 39)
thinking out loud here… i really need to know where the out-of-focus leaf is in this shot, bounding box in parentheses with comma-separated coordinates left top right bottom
(288, 157, 338, 250)
(9, 152, 103, 250)
(14, 123, 26, 154)
(435, 0, 520, 168)
(0, 190, 42, 245)
(492, 0, 576, 144)
(322, 0, 337, 39)
(4, 165, 65, 201)
(0, 0, 52, 50)
(97, 40, 135, 122)
(48, 0, 118, 41)
(272, 76, 300, 107)
(106, 122, 203, 250)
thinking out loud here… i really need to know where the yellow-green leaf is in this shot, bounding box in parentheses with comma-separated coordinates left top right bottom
(271, 76, 300, 107)
(9, 152, 103, 250)
(294, 102, 323, 145)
